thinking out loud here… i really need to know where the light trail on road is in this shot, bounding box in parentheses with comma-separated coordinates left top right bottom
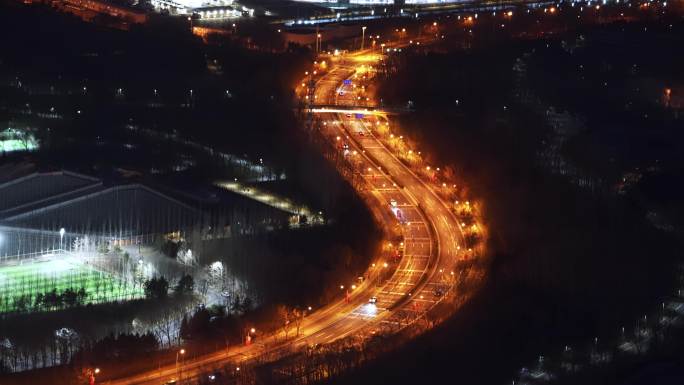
(105, 45, 470, 385)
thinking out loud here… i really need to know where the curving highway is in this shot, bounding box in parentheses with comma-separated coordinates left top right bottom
(104, 48, 465, 385)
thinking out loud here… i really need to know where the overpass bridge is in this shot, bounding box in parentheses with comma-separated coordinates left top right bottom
(307, 103, 412, 115)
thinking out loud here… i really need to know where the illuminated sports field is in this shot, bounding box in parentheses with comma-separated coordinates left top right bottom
(0, 257, 144, 314)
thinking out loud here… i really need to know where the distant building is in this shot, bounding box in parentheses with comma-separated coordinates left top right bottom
(149, 0, 252, 17)
(51, 0, 148, 24)
(0, 170, 201, 258)
(148, 0, 191, 14)
(192, 25, 231, 42)
(291, 0, 468, 5)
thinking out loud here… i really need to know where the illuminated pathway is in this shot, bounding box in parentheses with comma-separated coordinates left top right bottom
(214, 180, 322, 223)
(104, 47, 470, 385)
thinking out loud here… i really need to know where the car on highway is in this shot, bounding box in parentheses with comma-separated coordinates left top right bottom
(357, 130, 365, 136)
(369, 296, 377, 304)
(163, 379, 178, 385)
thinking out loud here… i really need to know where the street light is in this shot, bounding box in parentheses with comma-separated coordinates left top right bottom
(176, 348, 186, 379)
(87, 367, 100, 385)
(187, 16, 194, 33)
(361, 26, 367, 50)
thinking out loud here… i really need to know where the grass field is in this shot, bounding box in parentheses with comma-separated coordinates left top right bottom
(0, 257, 144, 314)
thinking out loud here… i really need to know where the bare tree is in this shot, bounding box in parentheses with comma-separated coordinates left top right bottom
(292, 307, 305, 337)
(277, 305, 293, 340)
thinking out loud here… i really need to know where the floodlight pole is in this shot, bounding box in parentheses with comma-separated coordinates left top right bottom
(361, 26, 367, 50)
(59, 228, 65, 251)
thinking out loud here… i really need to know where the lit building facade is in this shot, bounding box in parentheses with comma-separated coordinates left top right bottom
(291, 0, 469, 5)
(149, 0, 249, 17)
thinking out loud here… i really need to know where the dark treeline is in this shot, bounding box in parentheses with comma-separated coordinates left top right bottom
(0, 3, 311, 176)
(523, 21, 684, 237)
(526, 21, 684, 182)
(335, 17, 683, 385)
(203, 203, 381, 309)
(6, 287, 88, 314)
